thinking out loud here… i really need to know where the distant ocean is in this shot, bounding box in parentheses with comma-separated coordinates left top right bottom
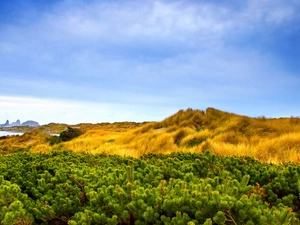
(0, 131, 24, 137)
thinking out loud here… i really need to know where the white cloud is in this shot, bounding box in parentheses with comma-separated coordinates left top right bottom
(245, 0, 296, 23)
(2, 0, 298, 58)
(33, 0, 298, 45)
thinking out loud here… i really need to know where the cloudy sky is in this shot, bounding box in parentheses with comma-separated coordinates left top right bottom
(0, 0, 300, 125)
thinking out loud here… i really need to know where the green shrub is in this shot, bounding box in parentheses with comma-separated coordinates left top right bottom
(59, 127, 82, 142)
(46, 136, 62, 146)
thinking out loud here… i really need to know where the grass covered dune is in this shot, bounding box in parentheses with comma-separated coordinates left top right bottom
(2, 108, 300, 163)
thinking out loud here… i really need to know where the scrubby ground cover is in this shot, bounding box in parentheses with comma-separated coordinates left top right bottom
(0, 151, 300, 224)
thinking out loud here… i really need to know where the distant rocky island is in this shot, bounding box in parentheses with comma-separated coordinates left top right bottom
(0, 119, 40, 127)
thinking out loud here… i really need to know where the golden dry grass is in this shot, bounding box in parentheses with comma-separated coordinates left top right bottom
(2, 108, 300, 163)
(0, 132, 52, 154)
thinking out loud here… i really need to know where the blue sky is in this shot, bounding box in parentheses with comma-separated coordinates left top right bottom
(1, 0, 300, 124)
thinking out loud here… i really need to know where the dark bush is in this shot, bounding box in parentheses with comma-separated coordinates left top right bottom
(59, 127, 82, 142)
(46, 136, 62, 146)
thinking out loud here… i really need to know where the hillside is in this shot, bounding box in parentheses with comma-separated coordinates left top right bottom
(1, 108, 300, 163)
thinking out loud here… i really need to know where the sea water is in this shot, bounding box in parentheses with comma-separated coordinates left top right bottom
(0, 131, 24, 137)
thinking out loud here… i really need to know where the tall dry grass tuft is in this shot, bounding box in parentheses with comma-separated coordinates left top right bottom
(203, 140, 258, 158)
(132, 122, 162, 134)
(213, 131, 250, 145)
(160, 108, 205, 128)
(128, 130, 177, 156)
(30, 144, 52, 153)
(256, 132, 300, 163)
(181, 129, 213, 147)
(172, 127, 195, 146)
(63, 130, 120, 153)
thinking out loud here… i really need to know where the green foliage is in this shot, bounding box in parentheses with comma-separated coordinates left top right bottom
(187, 137, 207, 147)
(46, 135, 62, 145)
(196, 126, 205, 132)
(107, 139, 115, 143)
(0, 176, 33, 225)
(213, 211, 226, 224)
(60, 127, 83, 142)
(0, 151, 300, 224)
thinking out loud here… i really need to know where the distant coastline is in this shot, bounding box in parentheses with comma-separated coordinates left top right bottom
(0, 119, 40, 128)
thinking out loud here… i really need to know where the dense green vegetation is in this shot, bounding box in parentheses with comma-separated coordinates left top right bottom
(0, 151, 299, 224)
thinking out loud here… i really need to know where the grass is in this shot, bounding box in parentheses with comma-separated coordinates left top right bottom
(2, 107, 300, 163)
(0, 132, 52, 154)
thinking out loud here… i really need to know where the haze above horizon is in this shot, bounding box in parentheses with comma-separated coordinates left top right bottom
(1, 0, 300, 125)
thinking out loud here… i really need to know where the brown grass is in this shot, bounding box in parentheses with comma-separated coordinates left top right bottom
(2, 108, 300, 163)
